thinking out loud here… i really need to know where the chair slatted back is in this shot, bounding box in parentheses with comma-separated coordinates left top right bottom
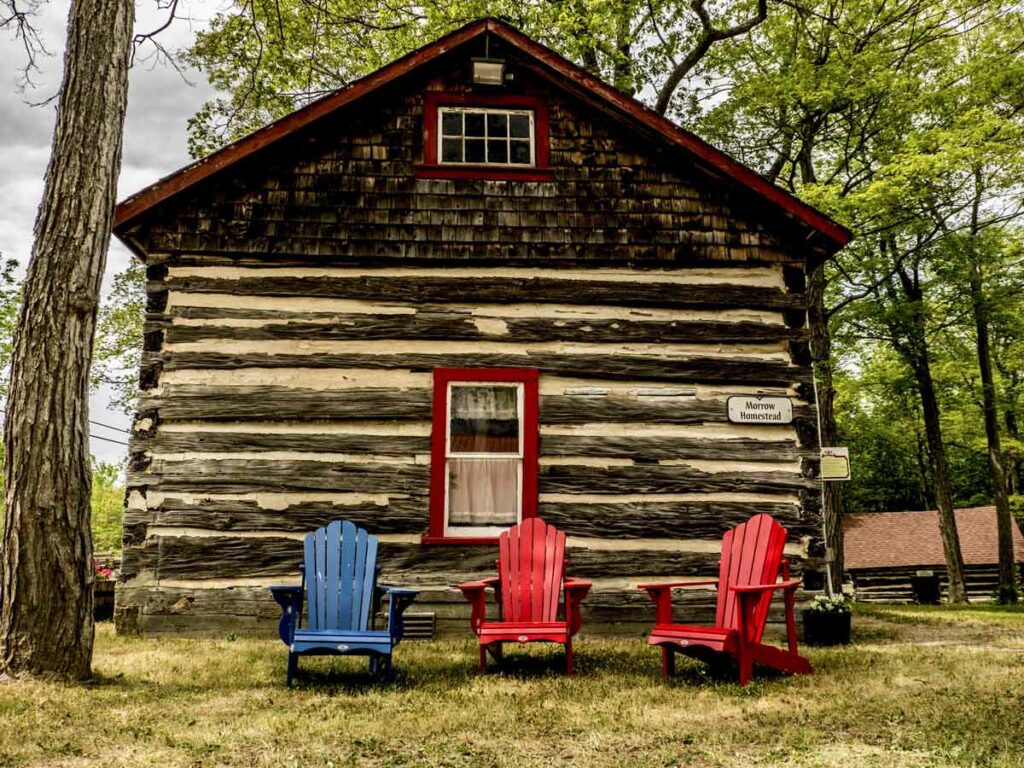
(303, 520, 378, 632)
(715, 513, 788, 643)
(498, 518, 566, 623)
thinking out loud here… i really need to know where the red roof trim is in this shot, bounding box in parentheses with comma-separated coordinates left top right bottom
(113, 17, 852, 250)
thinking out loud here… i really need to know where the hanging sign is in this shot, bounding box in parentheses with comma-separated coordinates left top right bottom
(726, 396, 793, 425)
(820, 447, 851, 481)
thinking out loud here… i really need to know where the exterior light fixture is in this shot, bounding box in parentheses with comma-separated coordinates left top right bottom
(472, 58, 506, 86)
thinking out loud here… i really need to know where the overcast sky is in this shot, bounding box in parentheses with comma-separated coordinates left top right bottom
(0, 2, 216, 462)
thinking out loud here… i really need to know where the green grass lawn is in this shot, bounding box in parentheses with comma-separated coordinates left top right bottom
(1, 604, 1022, 767)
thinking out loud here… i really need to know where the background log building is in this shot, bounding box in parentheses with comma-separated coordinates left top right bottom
(112, 18, 850, 635)
(844, 508, 1024, 602)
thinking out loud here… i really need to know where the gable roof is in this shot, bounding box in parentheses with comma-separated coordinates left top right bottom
(843, 507, 1024, 570)
(113, 17, 852, 256)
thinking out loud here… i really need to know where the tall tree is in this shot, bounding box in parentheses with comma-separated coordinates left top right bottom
(0, 0, 134, 679)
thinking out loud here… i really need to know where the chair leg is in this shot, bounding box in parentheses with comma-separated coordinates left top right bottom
(382, 655, 394, 684)
(566, 638, 574, 677)
(661, 646, 675, 679)
(286, 652, 299, 688)
(736, 641, 753, 687)
(478, 644, 487, 674)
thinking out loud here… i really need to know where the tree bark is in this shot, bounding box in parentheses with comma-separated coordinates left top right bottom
(807, 263, 845, 591)
(892, 267, 969, 604)
(0, 0, 134, 679)
(968, 260, 1018, 602)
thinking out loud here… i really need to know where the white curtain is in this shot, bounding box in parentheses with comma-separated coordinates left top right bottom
(448, 458, 519, 525)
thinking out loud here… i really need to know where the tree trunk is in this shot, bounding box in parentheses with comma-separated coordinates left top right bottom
(894, 269, 969, 604)
(1006, 407, 1021, 495)
(807, 263, 844, 591)
(968, 262, 1018, 603)
(0, 0, 134, 679)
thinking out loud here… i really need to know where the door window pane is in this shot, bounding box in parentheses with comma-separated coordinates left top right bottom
(449, 385, 519, 454)
(447, 458, 520, 526)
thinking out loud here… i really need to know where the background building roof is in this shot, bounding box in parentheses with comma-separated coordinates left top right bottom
(844, 507, 1024, 570)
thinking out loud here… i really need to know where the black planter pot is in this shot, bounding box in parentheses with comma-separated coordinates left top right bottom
(802, 610, 851, 646)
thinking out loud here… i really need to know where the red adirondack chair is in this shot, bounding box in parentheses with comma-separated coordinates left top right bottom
(458, 518, 592, 675)
(639, 513, 811, 686)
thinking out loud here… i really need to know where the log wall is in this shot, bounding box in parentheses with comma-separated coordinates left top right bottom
(850, 565, 1024, 603)
(115, 48, 824, 636)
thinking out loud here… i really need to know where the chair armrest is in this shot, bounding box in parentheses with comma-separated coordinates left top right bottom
(457, 577, 500, 593)
(269, 585, 303, 645)
(564, 578, 592, 637)
(635, 580, 719, 591)
(458, 577, 500, 633)
(638, 580, 719, 626)
(730, 578, 802, 594)
(379, 586, 418, 641)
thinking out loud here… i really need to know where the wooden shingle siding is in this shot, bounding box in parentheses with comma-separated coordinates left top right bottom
(115, 58, 824, 636)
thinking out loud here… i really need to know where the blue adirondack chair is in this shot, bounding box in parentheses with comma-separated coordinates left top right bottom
(269, 519, 418, 686)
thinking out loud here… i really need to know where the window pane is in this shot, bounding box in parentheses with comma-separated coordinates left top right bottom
(509, 113, 531, 138)
(448, 458, 519, 526)
(465, 138, 486, 163)
(449, 385, 519, 453)
(487, 113, 508, 137)
(510, 139, 531, 164)
(464, 112, 485, 137)
(441, 111, 462, 136)
(487, 140, 508, 164)
(441, 138, 463, 163)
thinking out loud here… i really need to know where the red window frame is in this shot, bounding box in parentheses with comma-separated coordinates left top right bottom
(416, 92, 553, 181)
(424, 368, 539, 544)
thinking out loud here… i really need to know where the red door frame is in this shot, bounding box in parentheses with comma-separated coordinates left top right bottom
(423, 368, 540, 544)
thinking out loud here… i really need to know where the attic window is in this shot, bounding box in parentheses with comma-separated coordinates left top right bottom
(438, 108, 534, 166)
(417, 93, 552, 181)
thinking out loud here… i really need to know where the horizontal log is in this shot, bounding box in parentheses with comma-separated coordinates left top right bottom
(162, 275, 805, 312)
(539, 501, 815, 539)
(157, 254, 801, 272)
(130, 536, 728, 581)
(131, 457, 814, 497)
(155, 350, 810, 387)
(163, 312, 804, 346)
(130, 497, 428, 535)
(140, 385, 815, 427)
(540, 434, 806, 460)
(131, 460, 431, 495)
(140, 387, 432, 421)
(140, 431, 431, 456)
(538, 464, 817, 495)
(138, 430, 806, 463)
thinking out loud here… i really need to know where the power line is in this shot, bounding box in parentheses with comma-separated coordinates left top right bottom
(88, 419, 130, 435)
(0, 409, 130, 446)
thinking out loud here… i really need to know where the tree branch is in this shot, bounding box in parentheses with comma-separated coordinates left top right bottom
(654, 0, 768, 115)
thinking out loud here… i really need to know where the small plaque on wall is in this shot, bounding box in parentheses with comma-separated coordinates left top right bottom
(821, 447, 851, 481)
(726, 396, 793, 424)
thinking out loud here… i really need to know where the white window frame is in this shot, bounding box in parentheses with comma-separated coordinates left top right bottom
(443, 381, 525, 537)
(437, 107, 536, 168)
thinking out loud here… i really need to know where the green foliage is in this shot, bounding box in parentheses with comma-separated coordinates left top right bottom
(93, 261, 145, 416)
(0, 256, 22, 403)
(90, 461, 125, 554)
(183, 0, 772, 156)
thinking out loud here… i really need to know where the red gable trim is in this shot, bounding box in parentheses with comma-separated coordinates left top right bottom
(113, 17, 852, 252)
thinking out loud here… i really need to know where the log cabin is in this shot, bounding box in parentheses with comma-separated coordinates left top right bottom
(844, 508, 1024, 602)
(111, 18, 851, 636)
